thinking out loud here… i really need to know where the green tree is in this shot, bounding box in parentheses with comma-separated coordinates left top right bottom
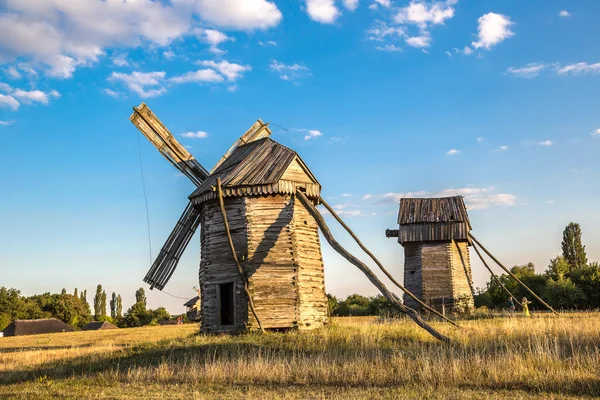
(110, 292, 117, 319)
(544, 277, 586, 309)
(101, 290, 107, 318)
(326, 293, 338, 316)
(74, 288, 78, 298)
(547, 256, 570, 280)
(151, 307, 171, 323)
(116, 294, 123, 318)
(123, 302, 152, 327)
(562, 223, 588, 270)
(61, 288, 67, 295)
(135, 288, 146, 307)
(94, 285, 103, 320)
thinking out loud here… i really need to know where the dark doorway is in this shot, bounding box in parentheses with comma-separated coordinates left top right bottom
(219, 282, 235, 326)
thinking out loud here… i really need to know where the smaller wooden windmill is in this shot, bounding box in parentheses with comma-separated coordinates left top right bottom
(386, 196, 475, 314)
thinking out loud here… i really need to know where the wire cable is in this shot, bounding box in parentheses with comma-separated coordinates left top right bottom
(136, 130, 153, 266)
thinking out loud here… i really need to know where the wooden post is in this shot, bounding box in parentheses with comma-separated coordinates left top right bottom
(319, 197, 459, 328)
(216, 178, 265, 332)
(470, 240, 523, 308)
(297, 191, 450, 343)
(468, 233, 558, 315)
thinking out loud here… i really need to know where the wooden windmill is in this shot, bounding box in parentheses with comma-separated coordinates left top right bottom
(130, 103, 328, 333)
(385, 196, 475, 314)
(130, 102, 456, 342)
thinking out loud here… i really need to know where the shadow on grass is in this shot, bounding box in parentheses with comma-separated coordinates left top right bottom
(1, 332, 599, 398)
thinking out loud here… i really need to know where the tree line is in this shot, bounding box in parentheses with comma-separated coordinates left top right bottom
(0, 285, 175, 331)
(475, 222, 600, 310)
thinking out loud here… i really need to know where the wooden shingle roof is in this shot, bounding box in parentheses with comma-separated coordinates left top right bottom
(1, 319, 74, 336)
(398, 196, 471, 228)
(190, 138, 320, 204)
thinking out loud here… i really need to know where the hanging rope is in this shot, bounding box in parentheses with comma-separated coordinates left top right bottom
(469, 233, 558, 315)
(136, 130, 153, 266)
(296, 190, 450, 343)
(318, 197, 459, 327)
(216, 178, 265, 333)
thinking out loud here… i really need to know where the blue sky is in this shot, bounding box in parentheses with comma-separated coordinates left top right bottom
(1, 0, 599, 313)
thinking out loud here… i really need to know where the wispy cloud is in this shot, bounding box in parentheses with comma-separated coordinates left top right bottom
(194, 28, 234, 54)
(182, 131, 208, 139)
(196, 60, 251, 81)
(269, 60, 310, 81)
(591, 129, 600, 137)
(556, 62, 600, 75)
(342, 193, 353, 197)
(364, 186, 516, 210)
(304, 129, 322, 140)
(446, 149, 459, 155)
(376, 44, 403, 52)
(476, 137, 484, 143)
(506, 63, 547, 78)
(538, 140, 554, 146)
(258, 40, 277, 46)
(559, 10, 571, 17)
(497, 145, 509, 151)
(109, 71, 167, 98)
(0, 120, 15, 126)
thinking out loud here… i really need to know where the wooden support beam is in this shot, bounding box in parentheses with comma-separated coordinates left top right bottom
(216, 178, 265, 333)
(297, 191, 450, 343)
(319, 197, 459, 328)
(469, 233, 558, 315)
(470, 240, 523, 308)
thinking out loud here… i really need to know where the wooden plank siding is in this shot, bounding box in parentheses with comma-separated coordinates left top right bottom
(402, 242, 423, 310)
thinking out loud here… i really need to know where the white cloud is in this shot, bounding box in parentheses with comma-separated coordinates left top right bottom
(197, 60, 251, 81)
(258, 40, 277, 46)
(472, 12, 514, 50)
(506, 63, 546, 78)
(103, 88, 120, 98)
(375, 0, 391, 7)
(0, 120, 15, 126)
(446, 149, 459, 155)
(498, 145, 509, 151)
(592, 129, 600, 137)
(191, 0, 282, 30)
(559, 10, 570, 17)
(111, 54, 129, 67)
(0, 0, 281, 78)
(406, 34, 431, 48)
(342, 193, 353, 197)
(538, 140, 553, 146)
(171, 69, 224, 83)
(462, 46, 473, 55)
(304, 129, 322, 140)
(556, 62, 600, 75)
(476, 137, 484, 143)
(109, 71, 167, 98)
(376, 44, 403, 52)
(269, 60, 310, 81)
(163, 50, 176, 60)
(546, 200, 554, 204)
(0, 94, 20, 110)
(367, 21, 406, 41)
(364, 186, 516, 210)
(343, 0, 360, 11)
(395, 0, 456, 28)
(5, 67, 21, 79)
(182, 131, 209, 139)
(194, 28, 233, 54)
(0, 83, 12, 93)
(12, 89, 51, 104)
(227, 85, 237, 92)
(305, 0, 340, 24)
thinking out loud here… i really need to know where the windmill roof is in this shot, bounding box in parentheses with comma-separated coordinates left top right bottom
(398, 196, 471, 228)
(190, 138, 319, 201)
(183, 296, 200, 307)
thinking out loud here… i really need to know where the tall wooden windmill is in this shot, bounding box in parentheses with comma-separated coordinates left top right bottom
(385, 196, 475, 314)
(130, 103, 328, 333)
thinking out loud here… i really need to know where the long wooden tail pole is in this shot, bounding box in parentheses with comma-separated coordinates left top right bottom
(319, 197, 459, 328)
(468, 233, 558, 315)
(296, 191, 450, 343)
(216, 178, 265, 332)
(470, 240, 523, 308)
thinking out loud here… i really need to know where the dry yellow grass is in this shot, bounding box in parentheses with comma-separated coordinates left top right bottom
(1, 314, 599, 399)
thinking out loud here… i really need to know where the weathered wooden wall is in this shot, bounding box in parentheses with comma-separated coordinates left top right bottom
(293, 195, 328, 329)
(403, 242, 423, 309)
(199, 197, 248, 333)
(199, 193, 327, 333)
(402, 240, 474, 314)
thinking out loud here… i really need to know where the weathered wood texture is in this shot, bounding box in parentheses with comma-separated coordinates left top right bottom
(403, 241, 474, 314)
(199, 197, 249, 333)
(199, 194, 327, 333)
(399, 222, 470, 244)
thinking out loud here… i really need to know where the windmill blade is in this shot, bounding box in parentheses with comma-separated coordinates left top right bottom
(144, 201, 201, 290)
(130, 102, 209, 187)
(210, 119, 272, 173)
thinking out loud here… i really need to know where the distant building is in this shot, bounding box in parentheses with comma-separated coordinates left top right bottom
(1, 319, 74, 337)
(81, 321, 118, 331)
(184, 296, 201, 321)
(386, 196, 475, 314)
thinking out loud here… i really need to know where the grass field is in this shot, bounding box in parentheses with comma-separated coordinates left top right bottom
(1, 314, 599, 399)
